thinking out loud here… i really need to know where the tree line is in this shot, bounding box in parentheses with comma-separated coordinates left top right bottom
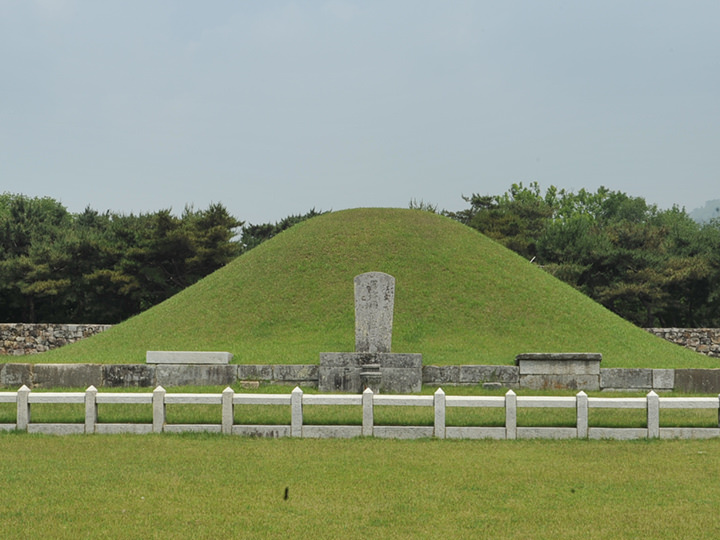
(441, 183, 720, 328)
(0, 192, 320, 323)
(2, 186, 719, 328)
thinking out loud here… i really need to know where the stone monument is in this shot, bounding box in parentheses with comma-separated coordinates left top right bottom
(354, 271, 394, 353)
(319, 272, 422, 393)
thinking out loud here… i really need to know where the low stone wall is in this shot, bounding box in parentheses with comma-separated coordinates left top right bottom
(0, 363, 320, 389)
(646, 328, 720, 358)
(0, 324, 112, 355)
(3, 362, 720, 393)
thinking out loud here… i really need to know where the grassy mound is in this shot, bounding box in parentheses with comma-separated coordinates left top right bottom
(37, 208, 709, 368)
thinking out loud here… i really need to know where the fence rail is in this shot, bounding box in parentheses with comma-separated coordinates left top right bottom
(1, 385, 719, 439)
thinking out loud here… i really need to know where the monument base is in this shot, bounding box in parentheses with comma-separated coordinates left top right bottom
(319, 352, 422, 393)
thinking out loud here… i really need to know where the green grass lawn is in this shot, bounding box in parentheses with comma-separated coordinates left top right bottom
(2, 386, 719, 538)
(33, 208, 710, 368)
(1, 434, 719, 539)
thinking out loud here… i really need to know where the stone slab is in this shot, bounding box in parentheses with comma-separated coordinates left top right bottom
(237, 365, 273, 381)
(659, 428, 720, 440)
(164, 424, 222, 434)
(652, 369, 675, 390)
(422, 365, 460, 385)
(28, 423, 86, 435)
(519, 374, 600, 391)
(155, 364, 237, 387)
(517, 427, 578, 439)
(232, 425, 291, 438)
(0, 363, 33, 388)
(146, 351, 233, 364)
(445, 427, 506, 440)
(95, 424, 154, 435)
(319, 352, 422, 393)
(588, 428, 648, 440)
(102, 364, 156, 388)
(319, 352, 378, 368)
(674, 369, 720, 393)
(372, 426, 434, 439)
(600, 368, 652, 389)
(377, 353, 422, 369)
(273, 365, 319, 382)
(458, 365, 519, 384)
(301, 425, 363, 439)
(380, 367, 422, 393)
(32, 363, 103, 389)
(516, 353, 602, 375)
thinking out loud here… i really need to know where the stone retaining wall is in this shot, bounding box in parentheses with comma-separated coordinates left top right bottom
(3, 362, 720, 393)
(646, 328, 720, 358)
(2, 325, 720, 359)
(0, 324, 111, 355)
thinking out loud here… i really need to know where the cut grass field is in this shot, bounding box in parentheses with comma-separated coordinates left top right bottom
(37, 208, 710, 368)
(2, 433, 720, 539)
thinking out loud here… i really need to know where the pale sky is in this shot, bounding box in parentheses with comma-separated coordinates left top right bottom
(1, 1, 718, 224)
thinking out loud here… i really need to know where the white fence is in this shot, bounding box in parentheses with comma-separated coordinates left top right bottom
(1, 385, 719, 439)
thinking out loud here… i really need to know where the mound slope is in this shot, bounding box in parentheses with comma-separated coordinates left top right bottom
(40, 208, 708, 368)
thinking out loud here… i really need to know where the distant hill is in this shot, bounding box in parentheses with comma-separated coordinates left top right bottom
(689, 199, 720, 223)
(36, 208, 709, 368)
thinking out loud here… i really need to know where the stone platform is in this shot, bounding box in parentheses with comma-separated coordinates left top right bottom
(516, 353, 602, 390)
(319, 352, 422, 393)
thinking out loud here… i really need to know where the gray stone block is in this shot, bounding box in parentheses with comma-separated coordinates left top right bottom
(674, 369, 720, 393)
(319, 352, 422, 393)
(377, 353, 422, 369)
(422, 365, 460, 385)
(302, 426, 363, 439)
(319, 352, 376, 368)
(653, 369, 675, 390)
(319, 364, 363, 392)
(232, 425, 291, 438)
(372, 426, 434, 439)
(517, 427, 577, 439)
(28, 424, 85, 435)
(588, 428, 647, 440)
(459, 365, 519, 384)
(33, 363, 103, 388)
(96, 424, 154, 435)
(146, 351, 233, 364)
(102, 364, 156, 388)
(155, 364, 237, 387)
(380, 367, 421, 393)
(273, 364, 319, 382)
(1, 363, 33, 388)
(520, 374, 600, 391)
(237, 365, 273, 381)
(516, 353, 602, 375)
(600, 368, 652, 389)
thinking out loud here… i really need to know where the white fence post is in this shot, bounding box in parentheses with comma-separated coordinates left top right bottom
(362, 387, 374, 436)
(222, 387, 234, 435)
(434, 388, 446, 439)
(505, 389, 517, 440)
(153, 386, 166, 433)
(17, 385, 31, 431)
(85, 385, 98, 434)
(291, 386, 303, 437)
(576, 391, 588, 439)
(647, 391, 659, 438)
